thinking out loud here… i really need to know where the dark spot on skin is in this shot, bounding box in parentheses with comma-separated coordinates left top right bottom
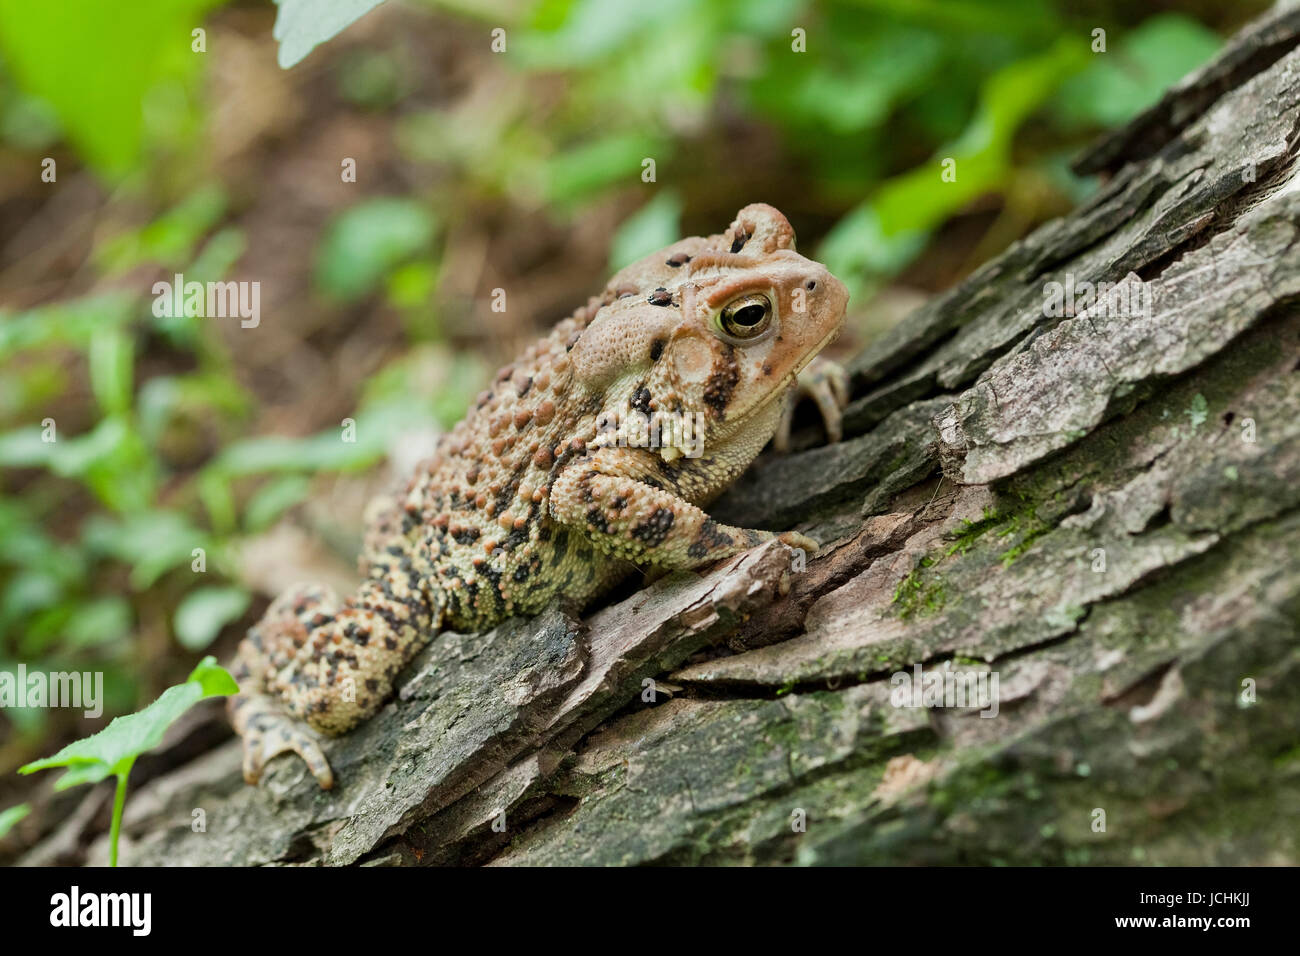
(385, 636, 398, 651)
(665, 253, 692, 267)
(586, 507, 611, 534)
(648, 288, 672, 307)
(517, 376, 533, 398)
(730, 231, 749, 254)
(552, 529, 570, 563)
(632, 507, 674, 546)
(482, 566, 505, 604)
(452, 527, 481, 545)
(631, 386, 652, 416)
(649, 338, 666, 361)
(494, 481, 520, 514)
(688, 519, 733, 559)
(703, 344, 739, 414)
(513, 564, 530, 582)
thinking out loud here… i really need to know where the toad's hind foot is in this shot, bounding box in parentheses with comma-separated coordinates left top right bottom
(774, 357, 850, 452)
(229, 693, 334, 789)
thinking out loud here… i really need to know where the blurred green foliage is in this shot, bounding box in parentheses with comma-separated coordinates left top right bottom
(0, 0, 223, 179)
(0, 0, 1236, 758)
(315, 197, 438, 303)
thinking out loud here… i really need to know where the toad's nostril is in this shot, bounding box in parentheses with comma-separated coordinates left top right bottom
(806, 280, 817, 290)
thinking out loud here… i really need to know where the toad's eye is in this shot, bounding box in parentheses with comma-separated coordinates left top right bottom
(718, 293, 773, 339)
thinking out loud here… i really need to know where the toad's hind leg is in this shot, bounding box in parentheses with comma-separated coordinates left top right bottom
(229, 572, 442, 789)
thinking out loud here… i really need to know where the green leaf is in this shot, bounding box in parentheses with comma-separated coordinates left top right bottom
(273, 0, 389, 69)
(88, 326, 134, 417)
(43, 417, 160, 514)
(19, 656, 239, 785)
(315, 198, 437, 303)
(0, 803, 31, 840)
(209, 430, 380, 475)
(1054, 15, 1221, 129)
(187, 655, 242, 697)
(0, 293, 136, 362)
(65, 597, 133, 652)
(542, 132, 667, 207)
(244, 474, 312, 532)
(18, 657, 236, 866)
(96, 184, 229, 275)
(173, 586, 251, 650)
(0, 0, 222, 179)
(83, 509, 209, 589)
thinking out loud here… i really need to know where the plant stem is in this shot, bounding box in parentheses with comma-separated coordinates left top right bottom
(109, 769, 130, 867)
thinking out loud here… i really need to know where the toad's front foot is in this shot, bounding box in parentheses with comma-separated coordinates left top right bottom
(229, 693, 334, 790)
(774, 357, 850, 452)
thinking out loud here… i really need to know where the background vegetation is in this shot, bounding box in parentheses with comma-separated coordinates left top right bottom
(0, 0, 1266, 801)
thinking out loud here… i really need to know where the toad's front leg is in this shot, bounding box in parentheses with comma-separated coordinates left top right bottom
(773, 356, 850, 452)
(550, 453, 815, 569)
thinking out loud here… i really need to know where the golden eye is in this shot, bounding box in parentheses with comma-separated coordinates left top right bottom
(718, 293, 773, 339)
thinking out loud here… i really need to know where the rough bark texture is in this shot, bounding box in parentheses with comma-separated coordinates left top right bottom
(20, 4, 1300, 866)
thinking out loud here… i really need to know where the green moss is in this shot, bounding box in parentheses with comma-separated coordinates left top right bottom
(943, 506, 1003, 557)
(893, 557, 948, 619)
(993, 504, 1053, 566)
